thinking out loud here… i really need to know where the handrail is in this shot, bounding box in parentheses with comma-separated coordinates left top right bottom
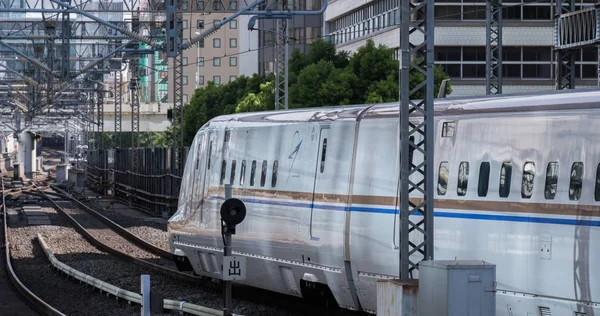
(36, 234, 228, 316)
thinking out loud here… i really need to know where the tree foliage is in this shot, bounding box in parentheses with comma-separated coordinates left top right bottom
(181, 39, 452, 146)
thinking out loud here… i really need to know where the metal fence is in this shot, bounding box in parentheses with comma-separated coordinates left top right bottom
(86, 146, 190, 217)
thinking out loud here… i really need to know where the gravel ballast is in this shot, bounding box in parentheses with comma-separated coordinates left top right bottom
(9, 198, 310, 316)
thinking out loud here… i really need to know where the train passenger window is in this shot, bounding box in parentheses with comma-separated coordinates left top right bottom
(230, 160, 236, 184)
(272, 160, 278, 187)
(220, 160, 226, 185)
(521, 162, 535, 199)
(569, 162, 583, 201)
(499, 162, 512, 198)
(261, 160, 267, 187)
(478, 162, 490, 197)
(240, 160, 246, 186)
(544, 162, 558, 199)
(437, 162, 449, 195)
(250, 160, 256, 186)
(595, 164, 600, 201)
(320, 138, 328, 173)
(457, 162, 469, 196)
(207, 140, 213, 169)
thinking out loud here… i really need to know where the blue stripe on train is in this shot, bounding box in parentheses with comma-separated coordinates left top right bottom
(209, 195, 600, 227)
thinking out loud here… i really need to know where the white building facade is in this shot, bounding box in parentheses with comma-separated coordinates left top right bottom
(324, 0, 597, 97)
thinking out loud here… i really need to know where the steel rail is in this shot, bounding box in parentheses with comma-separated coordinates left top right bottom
(2, 178, 66, 316)
(48, 184, 173, 259)
(34, 187, 200, 283)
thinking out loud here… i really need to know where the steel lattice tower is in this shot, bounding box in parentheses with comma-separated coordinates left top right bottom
(555, 0, 576, 90)
(398, 0, 435, 279)
(486, 0, 502, 95)
(274, 0, 289, 110)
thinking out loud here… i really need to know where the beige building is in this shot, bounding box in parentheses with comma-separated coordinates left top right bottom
(168, 0, 259, 104)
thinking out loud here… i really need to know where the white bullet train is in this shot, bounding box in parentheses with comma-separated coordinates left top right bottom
(168, 88, 600, 315)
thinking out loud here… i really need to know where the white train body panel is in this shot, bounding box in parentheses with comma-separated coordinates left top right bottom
(169, 89, 600, 315)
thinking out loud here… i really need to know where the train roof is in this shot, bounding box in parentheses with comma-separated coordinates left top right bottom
(205, 88, 600, 127)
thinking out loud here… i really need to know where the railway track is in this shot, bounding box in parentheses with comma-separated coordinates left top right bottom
(1, 177, 65, 315)
(2, 149, 362, 315)
(36, 185, 361, 315)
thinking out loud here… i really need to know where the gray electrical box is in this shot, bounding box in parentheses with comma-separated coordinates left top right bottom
(418, 260, 496, 316)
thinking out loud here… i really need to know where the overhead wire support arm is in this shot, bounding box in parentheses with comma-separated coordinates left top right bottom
(0, 41, 52, 75)
(183, 0, 329, 50)
(48, 0, 156, 48)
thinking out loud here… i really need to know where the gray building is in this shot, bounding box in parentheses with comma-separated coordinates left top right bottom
(258, 0, 324, 76)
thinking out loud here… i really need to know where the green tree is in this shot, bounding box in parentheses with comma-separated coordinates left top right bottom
(289, 60, 336, 108)
(236, 81, 275, 113)
(180, 39, 452, 146)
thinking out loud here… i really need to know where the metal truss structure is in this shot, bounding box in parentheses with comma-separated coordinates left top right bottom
(486, 0, 502, 95)
(398, 0, 434, 279)
(274, 0, 290, 110)
(554, 0, 577, 90)
(0, 0, 329, 180)
(554, 1, 600, 89)
(553, 2, 598, 313)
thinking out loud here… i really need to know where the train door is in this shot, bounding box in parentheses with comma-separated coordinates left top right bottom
(309, 126, 330, 242)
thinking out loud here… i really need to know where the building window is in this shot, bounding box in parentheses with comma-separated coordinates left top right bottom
(230, 38, 237, 48)
(213, 38, 221, 48)
(183, 75, 188, 85)
(198, 57, 204, 66)
(182, 57, 188, 65)
(230, 19, 237, 29)
(213, 0, 221, 10)
(182, 20, 188, 29)
(230, 57, 237, 66)
(569, 162, 584, 201)
(196, 0, 204, 10)
(521, 162, 535, 199)
(437, 162, 449, 195)
(214, 57, 221, 66)
(230, 0, 237, 10)
(499, 162, 512, 198)
(213, 75, 221, 85)
(229, 75, 237, 82)
(478, 162, 490, 197)
(199, 75, 204, 85)
(457, 162, 469, 196)
(183, 94, 188, 103)
(197, 19, 204, 28)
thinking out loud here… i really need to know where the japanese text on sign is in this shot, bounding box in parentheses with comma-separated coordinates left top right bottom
(223, 256, 246, 281)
